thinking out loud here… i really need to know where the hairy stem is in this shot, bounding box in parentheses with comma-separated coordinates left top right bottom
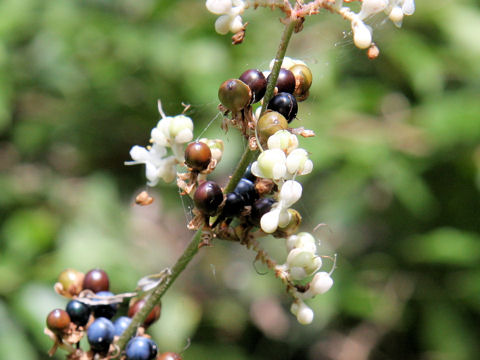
(115, 16, 300, 356)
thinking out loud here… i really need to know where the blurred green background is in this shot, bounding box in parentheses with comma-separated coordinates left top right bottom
(1, 0, 480, 359)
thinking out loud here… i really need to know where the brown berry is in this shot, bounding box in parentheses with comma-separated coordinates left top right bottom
(46, 309, 71, 334)
(290, 64, 313, 100)
(128, 299, 161, 328)
(218, 79, 252, 112)
(83, 269, 109, 293)
(239, 69, 267, 103)
(257, 111, 288, 141)
(185, 142, 212, 172)
(58, 268, 84, 296)
(157, 352, 182, 360)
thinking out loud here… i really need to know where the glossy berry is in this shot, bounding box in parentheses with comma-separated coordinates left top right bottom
(66, 300, 91, 327)
(83, 268, 109, 293)
(242, 163, 256, 182)
(257, 111, 288, 141)
(218, 79, 251, 112)
(125, 336, 158, 360)
(193, 181, 224, 216)
(222, 192, 245, 218)
(158, 352, 182, 360)
(267, 92, 298, 123)
(250, 198, 275, 226)
(185, 142, 211, 171)
(239, 69, 267, 103)
(92, 291, 118, 319)
(58, 268, 84, 296)
(113, 316, 132, 336)
(46, 309, 71, 334)
(234, 178, 258, 205)
(268, 68, 295, 94)
(290, 64, 312, 100)
(87, 317, 115, 354)
(128, 299, 161, 328)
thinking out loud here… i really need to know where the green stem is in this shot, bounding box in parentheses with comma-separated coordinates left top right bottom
(115, 16, 300, 356)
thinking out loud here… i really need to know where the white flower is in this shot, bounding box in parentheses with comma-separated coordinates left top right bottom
(199, 138, 224, 162)
(251, 149, 287, 180)
(207, 0, 245, 34)
(291, 300, 314, 325)
(151, 115, 194, 147)
(269, 56, 306, 71)
(206, 0, 232, 15)
(286, 232, 317, 253)
(286, 248, 322, 280)
(126, 144, 177, 186)
(260, 180, 302, 234)
(352, 18, 372, 49)
(358, 0, 387, 20)
(309, 272, 334, 295)
(385, 0, 415, 27)
(267, 130, 298, 154)
(286, 148, 313, 176)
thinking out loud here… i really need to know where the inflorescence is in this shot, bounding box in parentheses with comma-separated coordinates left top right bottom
(46, 0, 415, 358)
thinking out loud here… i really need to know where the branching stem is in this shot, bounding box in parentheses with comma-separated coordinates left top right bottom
(115, 15, 301, 356)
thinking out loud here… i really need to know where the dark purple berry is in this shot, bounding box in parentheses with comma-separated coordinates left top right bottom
(239, 69, 267, 103)
(128, 299, 161, 328)
(222, 192, 245, 218)
(92, 291, 118, 319)
(66, 300, 91, 327)
(125, 336, 158, 360)
(234, 178, 258, 205)
(87, 317, 115, 354)
(194, 181, 224, 216)
(185, 142, 211, 171)
(46, 309, 71, 334)
(83, 269, 109, 293)
(268, 68, 295, 94)
(250, 198, 275, 226)
(113, 316, 132, 336)
(267, 92, 298, 123)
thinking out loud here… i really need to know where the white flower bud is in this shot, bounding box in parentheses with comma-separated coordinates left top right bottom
(206, 0, 232, 15)
(286, 232, 317, 253)
(290, 301, 299, 316)
(251, 149, 287, 180)
(279, 180, 302, 208)
(215, 14, 231, 35)
(229, 15, 243, 33)
(287, 249, 322, 280)
(310, 272, 334, 295)
(296, 301, 314, 325)
(267, 130, 298, 154)
(169, 115, 193, 144)
(358, 0, 387, 20)
(352, 19, 372, 49)
(389, 6, 404, 26)
(402, 0, 415, 16)
(286, 148, 313, 176)
(260, 207, 281, 233)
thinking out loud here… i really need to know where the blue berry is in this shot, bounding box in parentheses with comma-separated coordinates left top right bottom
(234, 178, 258, 205)
(113, 316, 132, 336)
(66, 299, 91, 327)
(92, 291, 118, 319)
(87, 317, 115, 354)
(242, 163, 256, 182)
(125, 336, 158, 360)
(267, 92, 298, 123)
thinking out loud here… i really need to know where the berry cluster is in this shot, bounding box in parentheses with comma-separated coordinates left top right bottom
(218, 58, 312, 150)
(45, 268, 181, 360)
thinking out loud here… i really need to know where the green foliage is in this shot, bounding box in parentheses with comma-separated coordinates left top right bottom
(1, 0, 479, 358)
